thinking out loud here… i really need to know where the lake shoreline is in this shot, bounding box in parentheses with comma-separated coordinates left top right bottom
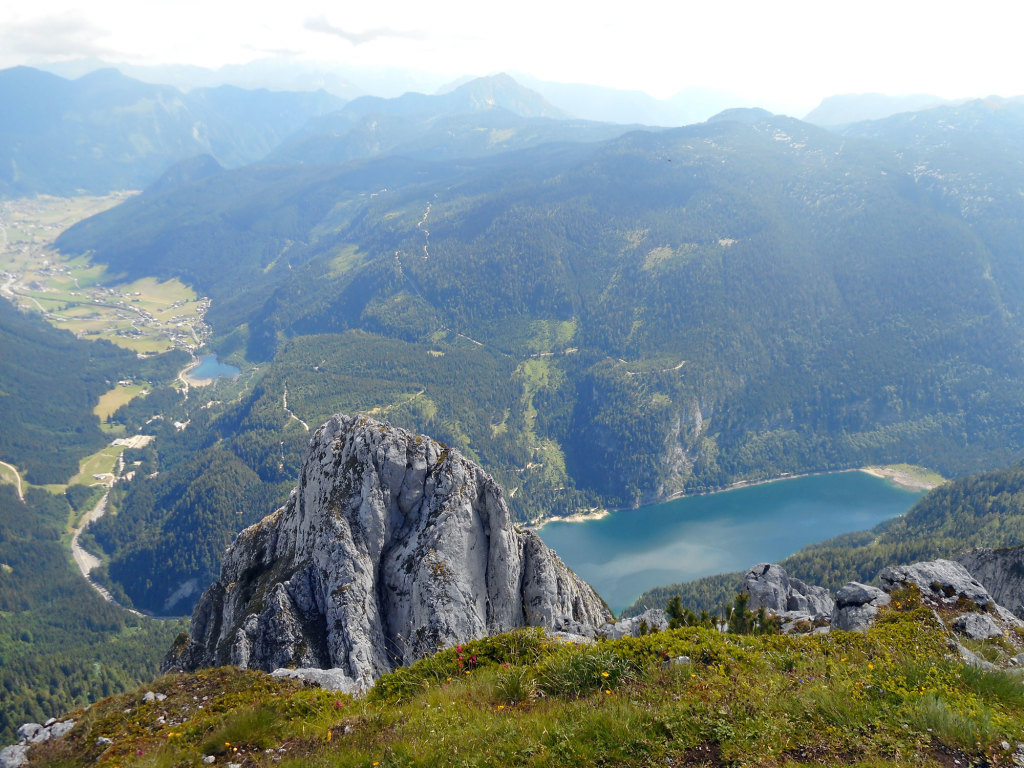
(179, 359, 217, 387)
(534, 468, 933, 614)
(529, 464, 942, 531)
(178, 353, 241, 386)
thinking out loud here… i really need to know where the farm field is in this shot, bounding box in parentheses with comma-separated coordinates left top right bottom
(0, 195, 210, 354)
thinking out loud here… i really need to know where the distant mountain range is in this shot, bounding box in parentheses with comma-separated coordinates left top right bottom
(802, 93, 957, 125)
(39, 57, 750, 123)
(266, 73, 639, 165)
(0, 66, 343, 196)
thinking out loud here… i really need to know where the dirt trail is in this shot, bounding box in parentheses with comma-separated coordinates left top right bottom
(283, 384, 309, 431)
(0, 460, 23, 501)
(70, 491, 144, 617)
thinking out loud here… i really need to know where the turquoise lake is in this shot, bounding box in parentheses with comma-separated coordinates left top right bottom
(190, 354, 240, 380)
(536, 471, 925, 614)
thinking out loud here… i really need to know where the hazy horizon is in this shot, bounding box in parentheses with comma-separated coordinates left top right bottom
(2, 0, 1023, 117)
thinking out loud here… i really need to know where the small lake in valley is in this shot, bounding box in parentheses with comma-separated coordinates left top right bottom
(536, 471, 925, 615)
(189, 354, 240, 381)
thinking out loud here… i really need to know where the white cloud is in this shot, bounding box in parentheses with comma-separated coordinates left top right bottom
(0, 13, 114, 60)
(2, 0, 1024, 110)
(303, 14, 424, 46)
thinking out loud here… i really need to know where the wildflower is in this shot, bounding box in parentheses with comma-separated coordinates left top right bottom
(456, 645, 463, 653)
(601, 672, 609, 678)
(868, 663, 874, 670)
(225, 742, 231, 747)
(327, 731, 332, 742)
(496, 705, 505, 710)
(446, 677, 452, 682)
(335, 700, 343, 708)
(604, 689, 611, 695)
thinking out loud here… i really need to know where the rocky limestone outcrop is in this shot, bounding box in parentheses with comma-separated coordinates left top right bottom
(956, 546, 1024, 619)
(879, 558, 1024, 640)
(742, 563, 833, 619)
(952, 612, 1005, 640)
(598, 608, 669, 640)
(1, 720, 76, 768)
(831, 582, 890, 632)
(165, 415, 612, 687)
(878, 559, 995, 610)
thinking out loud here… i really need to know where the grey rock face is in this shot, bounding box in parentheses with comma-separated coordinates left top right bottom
(832, 582, 891, 632)
(47, 721, 74, 740)
(598, 609, 668, 640)
(878, 559, 993, 609)
(955, 642, 999, 671)
(270, 667, 364, 695)
(957, 547, 1024, 619)
(0, 745, 29, 768)
(14, 725, 45, 745)
(953, 612, 1005, 641)
(742, 563, 833, 619)
(1, 719, 76, 767)
(166, 415, 611, 686)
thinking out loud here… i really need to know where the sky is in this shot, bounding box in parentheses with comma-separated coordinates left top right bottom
(1, 0, 1023, 114)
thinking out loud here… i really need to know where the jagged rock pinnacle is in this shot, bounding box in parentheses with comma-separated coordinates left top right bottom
(165, 414, 611, 687)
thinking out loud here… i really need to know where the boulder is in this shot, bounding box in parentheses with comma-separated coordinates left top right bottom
(831, 582, 891, 632)
(953, 612, 1005, 641)
(270, 667, 364, 695)
(742, 563, 833, 619)
(165, 415, 612, 687)
(878, 559, 993, 609)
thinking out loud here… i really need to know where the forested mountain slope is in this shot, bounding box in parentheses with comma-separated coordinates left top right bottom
(0, 486, 183, 743)
(0, 300, 140, 483)
(56, 102, 1024, 614)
